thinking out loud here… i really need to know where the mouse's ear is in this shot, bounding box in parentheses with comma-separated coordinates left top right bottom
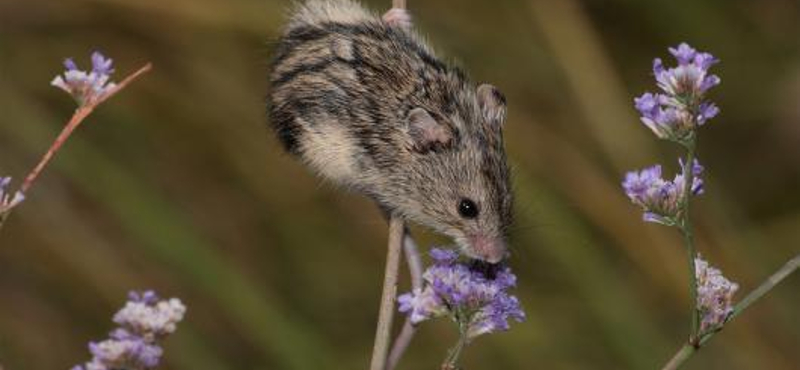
(477, 84, 507, 125)
(407, 107, 452, 153)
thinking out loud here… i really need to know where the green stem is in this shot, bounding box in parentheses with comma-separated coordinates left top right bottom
(729, 253, 800, 321)
(660, 253, 800, 370)
(679, 136, 699, 341)
(441, 322, 469, 370)
(661, 343, 695, 370)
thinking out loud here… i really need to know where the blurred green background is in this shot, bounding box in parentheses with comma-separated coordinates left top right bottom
(1, 0, 798, 369)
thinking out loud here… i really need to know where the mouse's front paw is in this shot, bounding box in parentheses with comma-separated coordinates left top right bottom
(382, 8, 412, 29)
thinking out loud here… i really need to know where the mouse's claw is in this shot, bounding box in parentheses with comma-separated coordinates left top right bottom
(382, 8, 412, 29)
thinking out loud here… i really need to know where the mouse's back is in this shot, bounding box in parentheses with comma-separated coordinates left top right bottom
(268, 0, 457, 183)
(268, 0, 514, 263)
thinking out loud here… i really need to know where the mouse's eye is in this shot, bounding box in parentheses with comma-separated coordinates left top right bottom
(457, 198, 479, 219)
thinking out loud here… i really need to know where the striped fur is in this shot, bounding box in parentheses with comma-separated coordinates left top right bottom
(268, 0, 513, 262)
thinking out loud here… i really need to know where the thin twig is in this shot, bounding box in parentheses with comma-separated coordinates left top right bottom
(369, 215, 405, 370)
(678, 136, 699, 341)
(660, 253, 800, 370)
(0, 63, 152, 234)
(20, 106, 93, 193)
(661, 343, 694, 370)
(403, 231, 423, 289)
(729, 253, 800, 320)
(96, 63, 152, 106)
(441, 321, 469, 370)
(20, 63, 152, 193)
(392, 0, 406, 9)
(387, 232, 423, 370)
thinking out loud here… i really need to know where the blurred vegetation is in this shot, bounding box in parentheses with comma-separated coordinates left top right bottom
(1, 0, 798, 369)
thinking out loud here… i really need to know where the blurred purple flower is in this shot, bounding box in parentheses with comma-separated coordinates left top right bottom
(91, 52, 115, 75)
(398, 287, 446, 324)
(52, 51, 117, 106)
(622, 159, 704, 225)
(468, 293, 525, 338)
(113, 290, 186, 340)
(398, 248, 525, 340)
(430, 248, 459, 265)
(0, 177, 25, 215)
(695, 257, 738, 334)
(678, 158, 705, 196)
(72, 290, 186, 370)
(655, 43, 720, 97)
(697, 102, 720, 125)
(635, 43, 720, 142)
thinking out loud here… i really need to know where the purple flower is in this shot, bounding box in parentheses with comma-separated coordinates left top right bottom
(51, 51, 117, 106)
(695, 257, 738, 334)
(492, 267, 517, 290)
(113, 291, 186, 340)
(398, 248, 524, 340)
(91, 51, 115, 76)
(678, 158, 705, 195)
(634, 92, 692, 140)
(622, 165, 666, 201)
(88, 338, 162, 369)
(128, 290, 159, 305)
(635, 43, 721, 141)
(72, 290, 186, 370)
(430, 248, 459, 265)
(668, 43, 697, 65)
(468, 293, 525, 338)
(398, 287, 446, 324)
(655, 43, 720, 97)
(64, 58, 79, 71)
(0, 177, 25, 215)
(622, 159, 704, 225)
(697, 102, 720, 125)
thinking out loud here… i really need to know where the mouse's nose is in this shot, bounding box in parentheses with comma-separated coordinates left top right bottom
(470, 235, 508, 263)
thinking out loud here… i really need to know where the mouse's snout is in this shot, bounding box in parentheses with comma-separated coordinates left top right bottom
(468, 235, 508, 264)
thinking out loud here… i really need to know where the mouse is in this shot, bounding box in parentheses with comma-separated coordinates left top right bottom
(267, 0, 512, 263)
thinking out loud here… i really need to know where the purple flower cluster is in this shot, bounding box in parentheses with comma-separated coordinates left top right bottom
(622, 159, 704, 225)
(398, 248, 525, 340)
(72, 291, 186, 370)
(634, 43, 720, 142)
(695, 257, 738, 334)
(0, 177, 24, 215)
(52, 51, 117, 106)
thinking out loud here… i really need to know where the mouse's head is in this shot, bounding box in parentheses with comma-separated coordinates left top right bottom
(384, 82, 513, 263)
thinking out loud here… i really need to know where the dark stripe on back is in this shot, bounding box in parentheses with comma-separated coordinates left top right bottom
(271, 58, 335, 88)
(268, 102, 302, 154)
(315, 21, 449, 74)
(272, 25, 331, 66)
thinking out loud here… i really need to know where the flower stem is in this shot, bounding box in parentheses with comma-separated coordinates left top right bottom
(441, 325, 469, 370)
(729, 253, 800, 320)
(0, 63, 152, 235)
(679, 135, 699, 341)
(21, 62, 152, 194)
(660, 253, 800, 370)
(369, 214, 405, 370)
(661, 343, 695, 370)
(20, 106, 93, 193)
(387, 232, 423, 370)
